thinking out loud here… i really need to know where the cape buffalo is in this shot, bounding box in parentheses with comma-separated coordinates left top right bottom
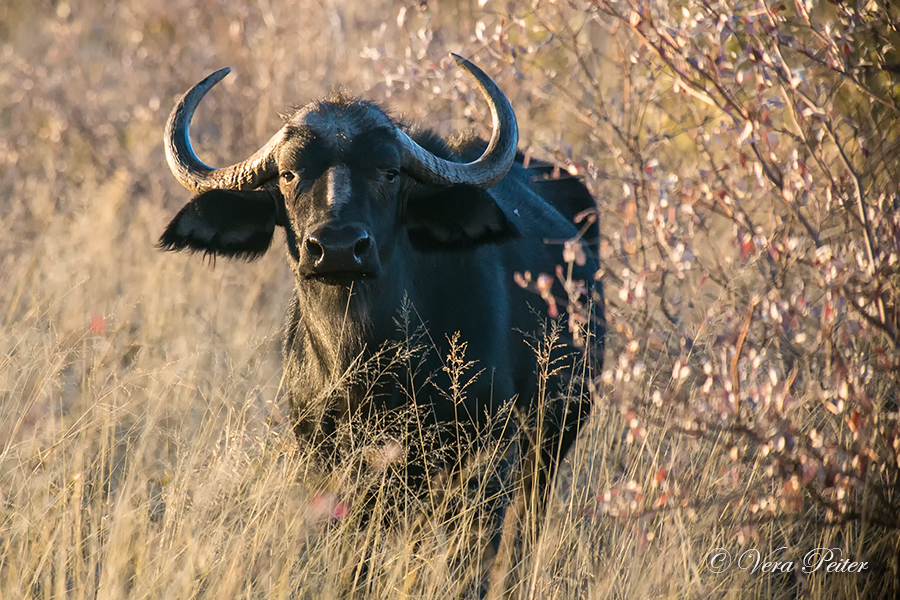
(159, 54, 604, 575)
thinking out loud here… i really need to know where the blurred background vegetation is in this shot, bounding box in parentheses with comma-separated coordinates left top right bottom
(2, 0, 899, 598)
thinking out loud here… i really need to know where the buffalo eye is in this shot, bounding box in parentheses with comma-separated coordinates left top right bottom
(281, 171, 296, 183)
(384, 169, 399, 184)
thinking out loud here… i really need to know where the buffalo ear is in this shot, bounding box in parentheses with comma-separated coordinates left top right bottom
(158, 189, 280, 260)
(406, 185, 518, 248)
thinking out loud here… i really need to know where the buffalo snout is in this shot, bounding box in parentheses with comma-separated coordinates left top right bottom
(303, 224, 379, 280)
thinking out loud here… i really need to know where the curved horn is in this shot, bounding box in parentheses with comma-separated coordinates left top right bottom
(397, 54, 518, 189)
(165, 67, 284, 194)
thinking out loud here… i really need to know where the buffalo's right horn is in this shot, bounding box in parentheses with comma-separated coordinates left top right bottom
(164, 68, 284, 194)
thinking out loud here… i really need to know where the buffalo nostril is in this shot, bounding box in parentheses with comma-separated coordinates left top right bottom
(353, 235, 371, 260)
(306, 238, 324, 262)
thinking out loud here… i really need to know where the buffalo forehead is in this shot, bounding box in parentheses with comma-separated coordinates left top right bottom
(293, 101, 395, 142)
(280, 134, 401, 180)
(281, 104, 400, 172)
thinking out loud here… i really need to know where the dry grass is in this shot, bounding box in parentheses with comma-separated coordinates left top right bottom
(2, 1, 896, 599)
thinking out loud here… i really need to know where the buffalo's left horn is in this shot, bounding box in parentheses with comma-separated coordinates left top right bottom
(164, 67, 284, 194)
(396, 54, 518, 190)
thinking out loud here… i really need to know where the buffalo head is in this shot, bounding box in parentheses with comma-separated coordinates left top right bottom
(159, 55, 520, 290)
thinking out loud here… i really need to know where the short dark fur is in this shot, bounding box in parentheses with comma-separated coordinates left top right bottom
(160, 96, 605, 572)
